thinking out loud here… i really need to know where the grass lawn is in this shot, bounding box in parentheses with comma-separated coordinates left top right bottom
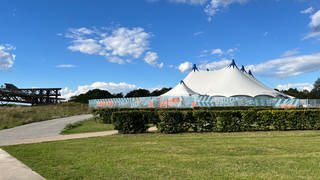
(0, 102, 90, 130)
(3, 131, 320, 179)
(61, 119, 114, 134)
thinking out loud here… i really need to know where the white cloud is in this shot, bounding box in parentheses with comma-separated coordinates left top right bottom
(200, 47, 238, 57)
(304, 10, 320, 39)
(66, 27, 95, 39)
(169, 0, 207, 5)
(276, 83, 313, 92)
(193, 31, 204, 36)
(61, 81, 138, 100)
(144, 51, 164, 68)
(167, 0, 250, 21)
(68, 39, 102, 55)
(158, 62, 164, 69)
(246, 53, 320, 77)
(226, 47, 238, 54)
(309, 10, 320, 28)
(211, 48, 223, 55)
(198, 59, 231, 70)
(56, 64, 76, 68)
(0, 44, 16, 70)
(204, 0, 249, 21)
(66, 26, 162, 67)
(107, 56, 126, 64)
(300, 7, 314, 14)
(178, 59, 231, 73)
(280, 48, 299, 57)
(178, 61, 193, 72)
(99, 27, 150, 58)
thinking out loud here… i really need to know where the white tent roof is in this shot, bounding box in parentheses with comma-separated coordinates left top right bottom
(162, 61, 289, 98)
(162, 80, 199, 96)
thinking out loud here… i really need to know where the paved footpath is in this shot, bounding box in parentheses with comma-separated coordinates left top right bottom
(0, 148, 45, 180)
(0, 116, 157, 180)
(0, 114, 93, 146)
(0, 114, 119, 180)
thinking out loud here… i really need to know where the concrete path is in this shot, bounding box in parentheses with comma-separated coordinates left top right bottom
(0, 148, 45, 180)
(2, 130, 118, 146)
(0, 114, 93, 146)
(0, 118, 157, 180)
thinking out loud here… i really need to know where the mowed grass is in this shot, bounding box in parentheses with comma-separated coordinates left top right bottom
(0, 102, 90, 129)
(61, 118, 114, 134)
(3, 131, 320, 179)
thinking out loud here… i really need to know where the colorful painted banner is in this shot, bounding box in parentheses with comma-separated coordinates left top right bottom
(89, 96, 319, 109)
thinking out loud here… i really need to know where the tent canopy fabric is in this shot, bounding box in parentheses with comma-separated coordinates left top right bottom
(162, 62, 289, 98)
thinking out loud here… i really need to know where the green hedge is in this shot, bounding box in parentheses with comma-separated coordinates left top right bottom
(96, 108, 320, 134)
(157, 111, 190, 133)
(111, 111, 149, 134)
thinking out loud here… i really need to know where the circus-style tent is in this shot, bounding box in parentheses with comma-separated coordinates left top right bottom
(162, 60, 289, 98)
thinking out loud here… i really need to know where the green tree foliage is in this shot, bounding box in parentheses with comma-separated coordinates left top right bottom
(281, 88, 310, 99)
(313, 78, 320, 92)
(69, 87, 172, 104)
(280, 78, 320, 99)
(70, 89, 116, 103)
(150, 87, 172, 96)
(125, 89, 150, 97)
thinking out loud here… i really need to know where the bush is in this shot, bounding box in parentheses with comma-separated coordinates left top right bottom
(94, 108, 320, 134)
(141, 110, 160, 125)
(256, 110, 273, 131)
(240, 110, 257, 131)
(92, 108, 113, 124)
(111, 111, 149, 134)
(193, 110, 215, 132)
(157, 111, 190, 133)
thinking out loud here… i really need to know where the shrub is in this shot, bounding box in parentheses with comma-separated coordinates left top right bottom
(111, 111, 149, 134)
(256, 110, 273, 131)
(193, 110, 215, 132)
(62, 122, 83, 131)
(157, 111, 189, 133)
(214, 111, 243, 132)
(141, 110, 160, 125)
(94, 108, 320, 134)
(92, 108, 114, 124)
(241, 110, 257, 131)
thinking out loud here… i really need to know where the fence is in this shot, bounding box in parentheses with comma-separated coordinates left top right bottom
(89, 96, 320, 109)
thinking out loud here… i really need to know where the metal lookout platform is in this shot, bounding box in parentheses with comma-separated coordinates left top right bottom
(0, 83, 64, 105)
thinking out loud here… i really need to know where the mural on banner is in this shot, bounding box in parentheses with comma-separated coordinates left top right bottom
(88, 96, 320, 109)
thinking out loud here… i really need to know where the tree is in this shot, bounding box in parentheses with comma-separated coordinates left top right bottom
(125, 89, 150, 97)
(312, 78, 320, 93)
(150, 87, 172, 96)
(70, 89, 114, 103)
(280, 78, 320, 99)
(113, 93, 124, 98)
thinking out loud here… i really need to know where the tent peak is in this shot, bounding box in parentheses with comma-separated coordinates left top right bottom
(248, 70, 254, 77)
(240, 65, 247, 73)
(228, 59, 238, 69)
(192, 64, 199, 72)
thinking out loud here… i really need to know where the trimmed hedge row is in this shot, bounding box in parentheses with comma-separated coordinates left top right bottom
(92, 108, 158, 124)
(94, 108, 320, 134)
(91, 107, 273, 124)
(111, 110, 158, 134)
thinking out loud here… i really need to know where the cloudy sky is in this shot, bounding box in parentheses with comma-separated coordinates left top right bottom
(1, 0, 320, 98)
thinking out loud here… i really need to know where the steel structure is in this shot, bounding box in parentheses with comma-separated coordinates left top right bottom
(0, 83, 64, 105)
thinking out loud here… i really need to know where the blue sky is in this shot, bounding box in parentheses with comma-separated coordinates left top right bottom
(1, 0, 320, 98)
